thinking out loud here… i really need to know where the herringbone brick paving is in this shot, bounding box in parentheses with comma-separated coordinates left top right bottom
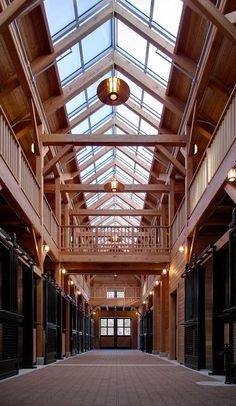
(0, 350, 236, 406)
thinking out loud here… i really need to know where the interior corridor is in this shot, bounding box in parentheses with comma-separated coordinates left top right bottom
(1, 350, 235, 406)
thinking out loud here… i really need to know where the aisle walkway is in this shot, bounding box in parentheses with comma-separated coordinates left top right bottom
(1, 350, 236, 406)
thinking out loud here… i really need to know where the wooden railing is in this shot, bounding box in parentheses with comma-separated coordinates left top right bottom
(0, 107, 59, 247)
(171, 198, 186, 246)
(43, 196, 60, 246)
(61, 225, 170, 255)
(0, 107, 40, 216)
(90, 286, 141, 306)
(189, 89, 236, 213)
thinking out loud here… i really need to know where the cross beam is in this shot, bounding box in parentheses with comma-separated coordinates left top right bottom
(41, 134, 186, 147)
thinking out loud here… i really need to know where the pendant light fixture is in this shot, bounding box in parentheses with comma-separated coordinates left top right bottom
(97, 76, 130, 106)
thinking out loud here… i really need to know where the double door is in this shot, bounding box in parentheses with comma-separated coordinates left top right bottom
(100, 318, 131, 349)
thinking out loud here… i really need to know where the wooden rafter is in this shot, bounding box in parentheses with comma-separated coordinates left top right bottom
(42, 134, 187, 147)
(44, 183, 182, 193)
(114, 53, 185, 117)
(69, 209, 162, 216)
(184, 0, 236, 44)
(43, 144, 73, 176)
(155, 145, 186, 176)
(0, 0, 41, 33)
(115, 2, 196, 77)
(43, 52, 112, 115)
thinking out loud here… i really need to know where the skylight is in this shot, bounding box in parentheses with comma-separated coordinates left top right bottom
(44, 0, 183, 227)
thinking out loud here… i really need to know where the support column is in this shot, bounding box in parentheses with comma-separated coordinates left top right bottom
(152, 283, 161, 354)
(64, 274, 71, 357)
(36, 277, 44, 364)
(160, 273, 169, 356)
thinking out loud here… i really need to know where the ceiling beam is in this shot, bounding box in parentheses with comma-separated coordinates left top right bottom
(184, 0, 236, 44)
(224, 183, 236, 204)
(155, 145, 186, 176)
(44, 183, 175, 193)
(41, 134, 186, 147)
(115, 2, 196, 77)
(114, 53, 185, 117)
(69, 209, 162, 216)
(0, 0, 41, 33)
(43, 144, 73, 176)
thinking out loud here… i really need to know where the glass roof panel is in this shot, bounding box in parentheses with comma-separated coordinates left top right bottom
(44, 0, 75, 37)
(72, 119, 89, 134)
(76, 0, 101, 16)
(57, 45, 82, 83)
(117, 21, 147, 65)
(90, 106, 113, 127)
(66, 92, 86, 117)
(123, 0, 152, 17)
(153, 0, 183, 37)
(81, 22, 111, 65)
(147, 45, 171, 84)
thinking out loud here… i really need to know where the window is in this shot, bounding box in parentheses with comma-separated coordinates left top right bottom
(100, 318, 131, 336)
(117, 318, 131, 336)
(100, 318, 114, 335)
(106, 289, 125, 298)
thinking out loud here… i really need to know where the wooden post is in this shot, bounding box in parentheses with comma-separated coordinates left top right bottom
(160, 273, 169, 356)
(36, 276, 44, 363)
(152, 284, 161, 354)
(55, 177, 61, 225)
(64, 274, 71, 356)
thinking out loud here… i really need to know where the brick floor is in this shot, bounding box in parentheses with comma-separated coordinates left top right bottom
(1, 350, 236, 406)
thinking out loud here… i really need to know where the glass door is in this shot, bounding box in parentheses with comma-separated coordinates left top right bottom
(99, 318, 131, 349)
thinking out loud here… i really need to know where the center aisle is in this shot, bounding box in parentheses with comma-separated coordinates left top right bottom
(1, 350, 236, 405)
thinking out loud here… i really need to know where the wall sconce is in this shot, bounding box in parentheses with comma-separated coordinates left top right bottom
(162, 268, 168, 275)
(77, 290, 81, 295)
(43, 244, 50, 253)
(31, 143, 35, 154)
(149, 291, 153, 295)
(179, 245, 184, 253)
(143, 301, 146, 305)
(61, 268, 66, 274)
(155, 280, 160, 286)
(227, 168, 236, 182)
(70, 280, 74, 286)
(193, 144, 198, 155)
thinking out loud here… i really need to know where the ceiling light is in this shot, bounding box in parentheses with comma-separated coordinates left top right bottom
(97, 77, 130, 106)
(31, 143, 35, 154)
(70, 280, 74, 286)
(61, 268, 66, 274)
(227, 168, 236, 182)
(155, 280, 160, 286)
(104, 178, 124, 193)
(43, 244, 50, 253)
(77, 290, 81, 295)
(193, 144, 198, 155)
(179, 245, 184, 253)
(162, 268, 168, 275)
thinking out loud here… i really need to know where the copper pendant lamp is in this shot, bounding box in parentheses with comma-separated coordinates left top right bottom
(97, 76, 130, 106)
(104, 177, 125, 193)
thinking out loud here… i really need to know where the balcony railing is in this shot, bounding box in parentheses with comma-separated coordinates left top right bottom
(0, 107, 40, 216)
(61, 225, 170, 255)
(90, 286, 141, 306)
(0, 107, 59, 247)
(189, 89, 236, 214)
(171, 198, 186, 246)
